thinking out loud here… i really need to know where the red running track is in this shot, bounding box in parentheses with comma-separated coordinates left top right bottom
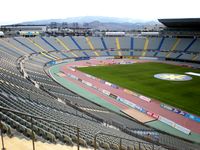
(60, 59, 200, 134)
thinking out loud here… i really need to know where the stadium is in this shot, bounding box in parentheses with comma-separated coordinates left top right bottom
(0, 18, 200, 150)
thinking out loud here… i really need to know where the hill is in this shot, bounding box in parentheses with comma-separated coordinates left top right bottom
(19, 16, 159, 30)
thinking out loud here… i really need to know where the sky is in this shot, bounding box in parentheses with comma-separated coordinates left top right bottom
(0, 0, 199, 25)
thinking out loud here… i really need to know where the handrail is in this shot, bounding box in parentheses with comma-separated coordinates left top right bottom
(0, 106, 170, 150)
(0, 106, 80, 150)
(94, 131, 155, 150)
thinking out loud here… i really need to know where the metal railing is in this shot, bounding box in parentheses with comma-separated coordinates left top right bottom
(0, 106, 161, 150)
(94, 131, 155, 150)
(0, 106, 80, 150)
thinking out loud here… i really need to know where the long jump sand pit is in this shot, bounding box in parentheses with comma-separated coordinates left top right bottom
(122, 108, 155, 123)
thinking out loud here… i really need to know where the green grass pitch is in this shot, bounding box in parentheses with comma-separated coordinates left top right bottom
(78, 62, 200, 115)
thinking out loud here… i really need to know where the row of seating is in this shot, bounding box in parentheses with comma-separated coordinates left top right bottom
(1, 36, 200, 62)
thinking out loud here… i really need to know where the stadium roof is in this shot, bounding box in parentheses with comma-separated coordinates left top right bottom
(158, 18, 200, 29)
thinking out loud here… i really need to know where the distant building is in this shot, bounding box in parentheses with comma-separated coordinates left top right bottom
(140, 32, 159, 37)
(0, 31, 4, 37)
(49, 22, 58, 28)
(0, 24, 46, 37)
(105, 31, 125, 37)
(18, 31, 40, 37)
(61, 22, 68, 28)
(83, 23, 90, 28)
(72, 22, 79, 28)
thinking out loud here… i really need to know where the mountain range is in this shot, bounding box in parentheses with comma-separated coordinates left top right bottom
(20, 16, 161, 30)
